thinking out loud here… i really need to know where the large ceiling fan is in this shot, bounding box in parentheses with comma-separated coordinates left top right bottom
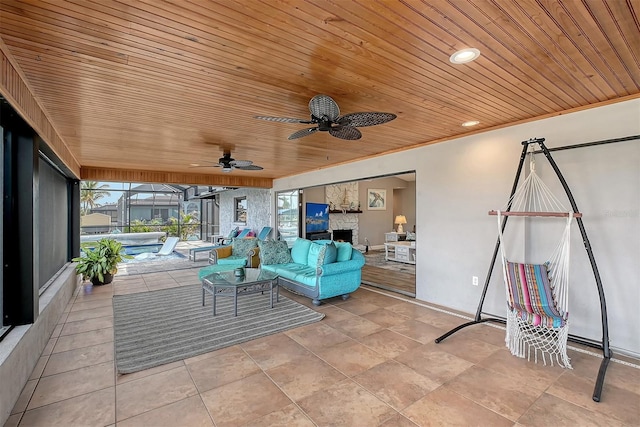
(255, 94, 397, 140)
(190, 151, 263, 173)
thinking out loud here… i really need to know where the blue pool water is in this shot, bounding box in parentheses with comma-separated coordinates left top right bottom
(120, 243, 186, 263)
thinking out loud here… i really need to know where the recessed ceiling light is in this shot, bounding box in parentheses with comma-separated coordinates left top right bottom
(449, 48, 481, 64)
(462, 120, 480, 127)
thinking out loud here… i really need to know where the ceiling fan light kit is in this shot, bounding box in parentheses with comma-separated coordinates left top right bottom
(255, 94, 397, 141)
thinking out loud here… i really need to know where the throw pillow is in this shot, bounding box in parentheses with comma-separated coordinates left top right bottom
(405, 231, 416, 241)
(322, 241, 338, 264)
(258, 240, 293, 265)
(307, 241, 337, 267)
(335, 242, 353, 262)
(231, 237, 258, 256)
(291, 238, 312, 264)
(215, 245, 232, 259)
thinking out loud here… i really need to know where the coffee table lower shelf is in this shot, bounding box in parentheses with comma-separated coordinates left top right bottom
(201, 269, 279, 316)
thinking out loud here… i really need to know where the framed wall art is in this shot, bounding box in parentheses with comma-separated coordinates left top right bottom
(367, 189, 386, 210)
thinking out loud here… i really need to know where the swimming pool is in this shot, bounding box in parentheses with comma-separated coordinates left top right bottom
(120, 244, 186, 263)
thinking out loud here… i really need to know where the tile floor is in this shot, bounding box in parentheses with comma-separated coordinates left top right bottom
(5, 268, 639, 427)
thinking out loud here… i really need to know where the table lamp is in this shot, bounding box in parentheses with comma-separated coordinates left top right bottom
(394, 215, 407, 233)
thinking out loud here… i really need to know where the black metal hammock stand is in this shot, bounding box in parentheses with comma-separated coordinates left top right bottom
(434, 137, 611, 402)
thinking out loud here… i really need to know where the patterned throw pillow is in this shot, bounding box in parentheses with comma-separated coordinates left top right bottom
(258, 240, 293, 265)
(405, 231, 416, 241)
(307, 241, 337, 267)
(231, 237, 258, 256)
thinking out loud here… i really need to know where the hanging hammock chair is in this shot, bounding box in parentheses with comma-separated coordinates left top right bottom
(493, 153, 579, 368)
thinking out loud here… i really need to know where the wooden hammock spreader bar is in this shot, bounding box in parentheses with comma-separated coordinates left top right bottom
(488, 210, 582, 218)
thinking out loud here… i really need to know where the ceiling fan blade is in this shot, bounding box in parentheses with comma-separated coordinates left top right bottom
(254, 116, 312, 124)
(288, 127, 319, 140)
(338, 112, 397, 127)
(329, 126, 362, 140)
(230, 159, 253, 167)
(308, 95, 340, 121)
(235, 164, 263, 170)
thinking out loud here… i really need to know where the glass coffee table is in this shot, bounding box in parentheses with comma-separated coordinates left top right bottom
(201, 268, 279, 316)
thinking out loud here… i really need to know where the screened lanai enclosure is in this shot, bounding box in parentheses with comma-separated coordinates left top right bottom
(80, 182, 224, 242)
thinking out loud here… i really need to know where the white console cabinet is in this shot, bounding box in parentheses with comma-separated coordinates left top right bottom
(384, 241, 416, 264)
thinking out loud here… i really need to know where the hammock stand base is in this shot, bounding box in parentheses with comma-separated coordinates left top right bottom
(435, 137, 611, 403)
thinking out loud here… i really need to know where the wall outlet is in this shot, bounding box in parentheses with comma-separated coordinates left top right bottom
(472, 276, 479, 286)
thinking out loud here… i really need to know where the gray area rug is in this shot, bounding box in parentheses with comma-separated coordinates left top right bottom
(113, 284, 325, 374)
(364, 249, 416, 274)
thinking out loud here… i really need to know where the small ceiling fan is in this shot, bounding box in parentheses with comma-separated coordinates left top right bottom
(190, 151, 263, 173)
(254, 94, 397, 140)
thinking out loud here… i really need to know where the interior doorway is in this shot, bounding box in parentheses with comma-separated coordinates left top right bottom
(300, 172, 416, 297)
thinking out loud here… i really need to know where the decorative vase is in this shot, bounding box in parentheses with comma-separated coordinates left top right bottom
(234, 267, 245, 279)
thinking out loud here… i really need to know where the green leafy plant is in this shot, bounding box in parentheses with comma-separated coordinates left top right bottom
(72, 238, 132, 283)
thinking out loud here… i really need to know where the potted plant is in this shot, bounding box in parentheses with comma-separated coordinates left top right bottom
(73, 238, 131, 285)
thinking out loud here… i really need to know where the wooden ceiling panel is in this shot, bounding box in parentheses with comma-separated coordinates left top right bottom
(0, 0, 638, 186)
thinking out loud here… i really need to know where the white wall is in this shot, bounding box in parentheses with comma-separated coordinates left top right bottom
(273, 99, 640, 357)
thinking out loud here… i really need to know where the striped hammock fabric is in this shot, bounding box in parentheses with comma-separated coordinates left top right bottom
(505, 261, 567, 328)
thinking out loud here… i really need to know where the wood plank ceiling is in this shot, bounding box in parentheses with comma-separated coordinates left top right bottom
(0, 0, 638, 187)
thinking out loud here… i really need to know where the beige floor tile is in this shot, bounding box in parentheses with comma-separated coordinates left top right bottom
(353, 360, 440, 410)
(266, 353, 347, 401)
(186, 346, 261, 392)
(445, 365, 542, 421)
(10, 380, 37, 414)
(546, 370, 640, 425)
(28, 356, 48, 381)
(416, 309, 471, 330)
(28, 361, 114, 409)
(41, 337, 57, 356)
(379, 413, 421, 426)
(385, 300, 436, 319)
(402, 387, 513, 427)
(116, 360, 185, 385)
(432, 334, 502, 363)
(60, 316, 114, 336)
(330, 315, 385, 339)
(357, 329, 422, 359)
(314, 305, 358, 327)
(284, 322, 351, 351)
(246, 403, 316, 427)
(20, 387, 115, 427)
(395, 343, 473, 384)
(297, 379, 398, 426)
(240, 332, 312, 370)
(3, 413, 21, 427)
(116, 366, 198, 421)
(478, 348, 565, 393)
(70, 297, 113, 313)
(65, 305, 114, 322)
(52, 327, 114, 353)
(389, 318, 447, 344)
(458, 322, 508, 347)
(336, 297, 382, 316)
(200, 372, 292, 426)
(43, 341, 114, 376)
(518, 392, 627, 426)
(316, 339, 387, 377)
(361, 307, 411, 328)
(568, 352, 640, 395)
(117, 395, 214, 427)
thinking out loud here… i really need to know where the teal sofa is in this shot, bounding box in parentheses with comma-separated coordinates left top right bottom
(258, 237, 365, 306)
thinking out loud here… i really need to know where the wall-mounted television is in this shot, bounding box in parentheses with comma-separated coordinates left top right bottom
(305, 202, 329, 233)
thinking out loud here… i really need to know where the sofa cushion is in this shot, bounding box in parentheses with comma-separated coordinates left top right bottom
(405, 231, 416, 241)
(258, 240, 293, 265)
(334, 242, 352, 262)
(291, 238, 312, 264)
(231, 237, 258, 256)
(216, 256, 247, 266)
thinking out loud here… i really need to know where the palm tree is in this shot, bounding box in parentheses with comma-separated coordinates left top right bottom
(80, 181, 111, 215)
